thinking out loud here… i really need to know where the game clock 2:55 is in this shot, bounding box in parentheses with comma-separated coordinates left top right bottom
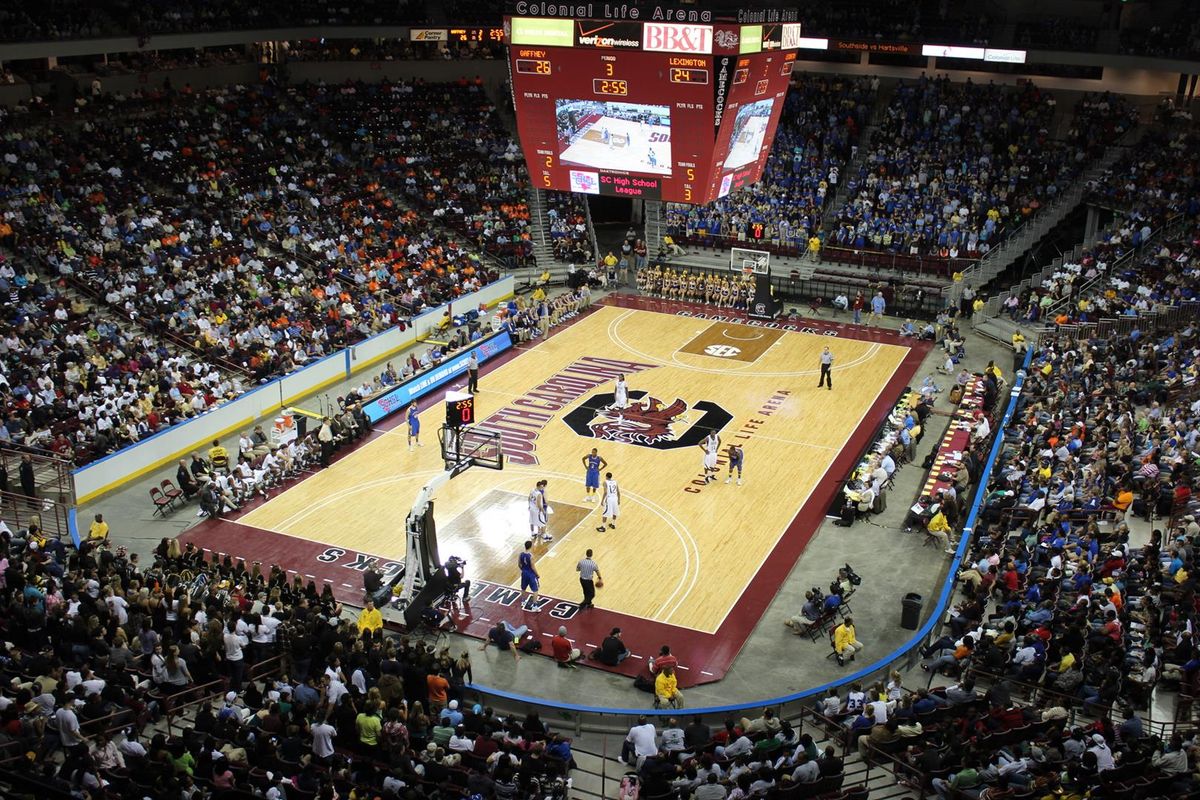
(592, 78, 629, 96)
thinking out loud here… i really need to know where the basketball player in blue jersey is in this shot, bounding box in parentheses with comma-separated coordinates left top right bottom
(406, 402, 421, 451)
(725, 443, 745, 485)
(518, 539, 541, 611)
(581, 448, 608, 502)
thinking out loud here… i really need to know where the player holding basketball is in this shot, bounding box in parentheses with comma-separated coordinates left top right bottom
(700, 431, 721, 483)
(581, 448, 608, 502)
(725, 443, 745, 485)
(406, 402, 421, 451)
(598, 472, 620, 531)
(518, 540, 541, 611)
(529, 479, 552, 542)
(613, 375, 629, 410)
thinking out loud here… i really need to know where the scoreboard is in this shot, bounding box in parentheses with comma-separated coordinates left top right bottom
(505, 17, 803, 204)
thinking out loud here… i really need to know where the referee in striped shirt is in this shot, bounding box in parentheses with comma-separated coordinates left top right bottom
(576, 549, 602, 609)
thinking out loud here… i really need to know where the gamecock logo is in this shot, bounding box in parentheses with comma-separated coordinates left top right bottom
(714, 29, 740, 49)
(563, 391, 732, 450)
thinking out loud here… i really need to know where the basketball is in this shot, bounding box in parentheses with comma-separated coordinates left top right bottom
(595, 579, 604, 589)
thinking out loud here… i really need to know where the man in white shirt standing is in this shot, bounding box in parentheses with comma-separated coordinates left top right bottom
(310, 714, 337, 764)
(56, 701, 86, 752)
(223, 620, 248, 691)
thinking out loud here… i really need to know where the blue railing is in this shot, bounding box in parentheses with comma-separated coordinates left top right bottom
(466, 348, 1035, 720)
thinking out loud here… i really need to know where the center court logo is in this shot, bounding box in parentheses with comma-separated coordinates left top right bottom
(563, 390, 732, 449)
(703, 344, 741, 358)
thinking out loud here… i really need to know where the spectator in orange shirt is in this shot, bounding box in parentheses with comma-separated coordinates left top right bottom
(426, 670, 450, 711)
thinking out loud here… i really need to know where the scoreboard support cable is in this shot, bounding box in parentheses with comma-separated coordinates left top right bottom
(505, 16, 803, 205)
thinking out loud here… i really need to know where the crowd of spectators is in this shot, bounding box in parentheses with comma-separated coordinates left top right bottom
(282, 39, 505, 63)
(0, 0, 426, 42)
(1089, 129, 1200, 228)
(544, 192, 593, 265)
(826, 79, 1132, 262)
(800, 0, 993, 47)
(0, 80, 508, 465)
(664, 75, 876, 251)
(0, 261, 238, 463)
(618, 710, 854, 799)
(311, 78, 535, 266)
(0, 524, 583, 799)
(764, 310, 1200, 796)
(1015, 20, 1099, 52)
(1120, 23, 1200, 60)
(1002, 222, 1200, 327)
(847, 314, 1200, 796)
(999, 128, 1197, 326)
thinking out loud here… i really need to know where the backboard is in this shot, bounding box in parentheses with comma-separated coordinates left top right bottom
(438, 425, 504, 474)
(730, 246, 770, 276)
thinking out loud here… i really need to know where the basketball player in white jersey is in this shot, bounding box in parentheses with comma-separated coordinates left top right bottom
(613, 375, 629, 410)
(700, 431, 721, 483)
(528, 479, 552, 542)
(597, 472, 620, 531)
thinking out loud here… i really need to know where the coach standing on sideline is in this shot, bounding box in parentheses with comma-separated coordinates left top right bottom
(818, 347, 834, 390)
(577, 549, 602, 609)
(467, 351, 479, 394)
(318, 416, 335, 467)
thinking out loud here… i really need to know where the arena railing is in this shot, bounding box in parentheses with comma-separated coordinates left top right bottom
(1040, 300, 1200, 349)
(162, 654, 286, 737)
(1038, 212, 1188, 320)
(461, 348, 1036, 734)
(665, 228, 979, 280)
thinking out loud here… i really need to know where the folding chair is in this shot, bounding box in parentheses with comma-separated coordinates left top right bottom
(161, 479, 184, 504)
(803, 609, 835, 642)
(149, 487, 174, 517)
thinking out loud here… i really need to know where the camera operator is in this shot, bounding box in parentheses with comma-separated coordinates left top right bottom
(444, 556, 470, 604)
(783, 588, 824, 635)
(363, 564, 402, 609)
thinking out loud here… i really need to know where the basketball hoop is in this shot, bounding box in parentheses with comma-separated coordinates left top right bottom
(730, 247, 771, 276)
(438, 424, 504, 474)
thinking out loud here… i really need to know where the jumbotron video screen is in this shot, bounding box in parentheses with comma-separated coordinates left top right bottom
(505, 15, 804, 204)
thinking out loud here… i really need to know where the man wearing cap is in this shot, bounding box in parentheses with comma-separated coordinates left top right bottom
(1184, 514, 1200, 538)
(1089, 733, 1116, 771)
(551, 626, 582, 668)
(594, 627, 630, 665)
(439, 699, 463, 727)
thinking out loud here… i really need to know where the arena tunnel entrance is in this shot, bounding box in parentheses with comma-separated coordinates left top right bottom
(587, 195, 641, 258)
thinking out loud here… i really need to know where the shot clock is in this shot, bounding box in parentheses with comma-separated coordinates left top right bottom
(445, 391, 476, 428)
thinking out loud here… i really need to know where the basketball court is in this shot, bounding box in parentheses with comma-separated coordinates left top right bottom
(181, 297, 929, 685)
(724, 101, 773, 170)
(559, 115, 672, 175)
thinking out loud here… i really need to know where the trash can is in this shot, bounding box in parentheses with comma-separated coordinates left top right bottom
(900, 592, 923, 630)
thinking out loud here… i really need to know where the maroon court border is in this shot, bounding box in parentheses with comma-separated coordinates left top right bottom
(180, 296, 931, 686)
